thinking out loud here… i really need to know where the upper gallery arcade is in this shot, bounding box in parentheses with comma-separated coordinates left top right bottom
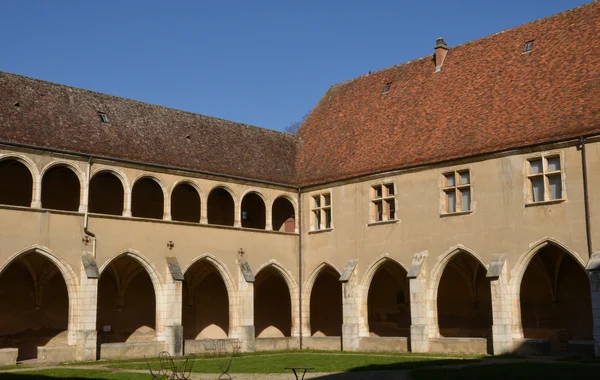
(0, 1, 599, 364)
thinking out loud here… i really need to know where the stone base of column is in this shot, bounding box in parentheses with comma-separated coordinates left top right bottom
(73, 330, 97, 361)
(342, 323, 360, 351)
(231, 326, 255, 352)
(165, 325, 183, 356)
(492, 324, 513, 355)
(410, 325, 431, 353)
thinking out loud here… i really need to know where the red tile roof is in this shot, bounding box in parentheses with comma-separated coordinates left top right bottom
(297, 1, 600, 186)
(0, 73, 298, 185)
(0, 3, 598, 188)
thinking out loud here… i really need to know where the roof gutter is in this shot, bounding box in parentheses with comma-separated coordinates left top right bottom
(298, 133, 600, 190)
(0, 140, 299, 190)
(83, 156, 97, 258)
(579, 136, 593, 258)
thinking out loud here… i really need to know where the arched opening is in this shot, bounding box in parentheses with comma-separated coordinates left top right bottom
(310, 266, 342, 336)
(41, 165, 80, 211)
(0, 159, 33, 207)
(437, 252, 492, 338)
(207, 187, 234, 226)
(367, 261, 410, 337)
(89, 171, 124, 216)
(520, 245, 593, 352)
(0, 252, 69, 360)
(97, 255, 156, 344)
(183, 260, 229, 339)
(255, 267, 291, 337)
(171, 183, 200, 223)
(272, 197, 295, 232)
(131, 178, 164, 219)
(241, 192, 266, 229)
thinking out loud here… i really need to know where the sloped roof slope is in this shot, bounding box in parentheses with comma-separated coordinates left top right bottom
(0, 72, 298, 185)
(297, 1, 600, 186)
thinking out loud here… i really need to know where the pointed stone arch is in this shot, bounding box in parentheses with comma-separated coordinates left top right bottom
(254, 260, 299, 337)
(360, 254, 410, 337)
(0, 245, 80, 356)
(181, 253, 238, 338)
(303, 262, 342, 337)
(509, 238, 590, 344)
(427, 245, 490, 338)
(98, 250, 166, 341)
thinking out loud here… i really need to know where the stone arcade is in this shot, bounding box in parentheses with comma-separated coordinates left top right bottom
(0, 1, 599, 364)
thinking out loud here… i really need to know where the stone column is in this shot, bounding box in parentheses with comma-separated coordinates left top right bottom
(163, 261, 183, 356)
(408, 252, 431, 353)
(231, 260, 255, 352)
(265, 203, 273, 231)
(31, 178, 42, 208)
(340, 260, 360, 351)
(74, 253, 99, 361)
(488, 255, 514, 355)
(123, 189, 132, 217)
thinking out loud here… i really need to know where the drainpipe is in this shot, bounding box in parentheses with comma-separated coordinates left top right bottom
(580, 137, 593, 258)
(84, 156, 97, 257)
(298, 187, 303, 349)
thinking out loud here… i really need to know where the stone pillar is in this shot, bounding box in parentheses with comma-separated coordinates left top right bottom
(265, 203, 273, 231)
(231, 260, 255, 352)
(408, 252, 431, 353)
(200, 201, 208, 225)
(340, 260, 360, 351)
(163, 265, 183, 356)
(123, 189, 132, 217)
(488, 255, 514, 355)
(234, 200, 242, 228)
(31, 178, 42, 208)
(74, 253, 99, 361)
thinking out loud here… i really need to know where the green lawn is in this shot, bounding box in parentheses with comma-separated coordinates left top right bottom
(0, 369, 148, 379)
(411, 362, 600, 380)
(110, 352, 479, 373)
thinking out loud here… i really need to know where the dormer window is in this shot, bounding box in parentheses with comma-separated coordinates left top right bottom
(98, 112, 109, 123)
(382, 82, 392, 94)
(523, 40, 534, 53)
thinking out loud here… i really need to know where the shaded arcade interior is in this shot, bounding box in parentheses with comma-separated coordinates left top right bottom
(241, 192, 266, 229)
(272, 197, 296, 232)
(183, 260, 229, 339)
(0, 252, 69, 360)
(41, 166, 80, 212)
(131, 178, 164, 219)
(310, 266, 342, 337)
(207, 187, 234, 226)
(0, 159, 33, 207)
(254, 267, 292, 338)
(89, 171, 124, 216)
(520, 244, 593, 352)
(437, 252, 492, 339)
(171, 183, 201, 223)
(96, 255, 156, 344)
(367, 261, 411, 337)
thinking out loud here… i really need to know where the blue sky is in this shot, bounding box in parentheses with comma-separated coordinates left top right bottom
(1, 0, 589, 132)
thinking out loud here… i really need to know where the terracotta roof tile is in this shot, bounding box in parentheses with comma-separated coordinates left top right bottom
(0, 73, 298, 185)
(297, 2, 600, 186)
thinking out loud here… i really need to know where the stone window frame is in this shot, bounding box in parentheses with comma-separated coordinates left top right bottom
(369, 181, 397, 224)
(525, 152, 566, 205)
(310, 191, 332, 232)
(440, 168, 473, 216)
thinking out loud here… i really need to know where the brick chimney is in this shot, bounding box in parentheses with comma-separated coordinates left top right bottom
(434, 37, 449, 72)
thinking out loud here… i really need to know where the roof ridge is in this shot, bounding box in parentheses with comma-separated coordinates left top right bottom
(328, 1, 596, 88)
(0, 70, 298, 140)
